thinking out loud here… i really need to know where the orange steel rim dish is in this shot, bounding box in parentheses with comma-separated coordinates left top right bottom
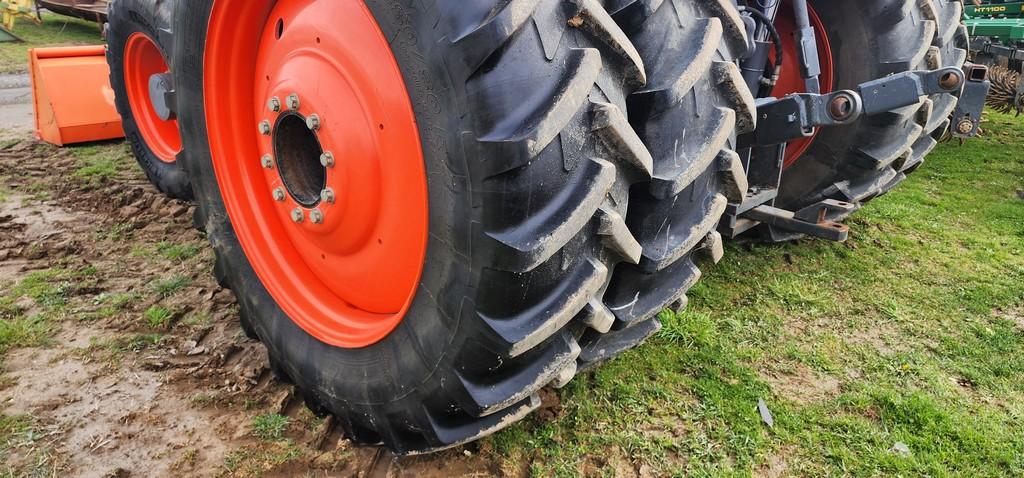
(203, 0, 429, 348)
(770, 1, 834, 169)
(123, 32, 181, 163)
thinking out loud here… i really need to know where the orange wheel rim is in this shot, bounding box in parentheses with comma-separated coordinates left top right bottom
(770, 1, 834, 169)
(123, 32, 181, 163)
(204, 0, 428, 348)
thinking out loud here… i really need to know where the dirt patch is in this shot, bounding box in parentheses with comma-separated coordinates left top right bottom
(996, 306, 1024, 330)
(754, 447, 795, 478)
(759, 362, 840, 405)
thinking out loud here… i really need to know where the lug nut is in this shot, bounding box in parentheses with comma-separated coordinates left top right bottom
(320, 188, 336, 204)
(320, 151, 335, 167)
(306, 114, 321, 131)
(258, 120, 272, 135)
(286, 93, 300, 110)
(290, 208, 304, 223)
(267, 96, 281, 112)
(309, 209, 324, 224)
(272, 188, 286, 201)
(261, 154, 274, 169)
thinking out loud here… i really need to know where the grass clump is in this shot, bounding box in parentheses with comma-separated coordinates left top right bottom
(70, 143, 136, 188)
(151, 275, 191, 297)
(156, 242, 202, 262)
(251, 414, 290, 441)
(143, 306, 173, 329)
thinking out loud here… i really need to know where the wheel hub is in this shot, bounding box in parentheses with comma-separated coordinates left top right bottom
(123, 32, 181, 163)
(204, 0, 429, 348)
(271, 111, 327, 208)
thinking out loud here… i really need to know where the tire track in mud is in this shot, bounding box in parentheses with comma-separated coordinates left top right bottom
(0, 138, 508, 476)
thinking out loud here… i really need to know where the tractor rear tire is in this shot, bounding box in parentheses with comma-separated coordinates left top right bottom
(577, 0, 754, 367)
(175, 0, 660, 454)
(107, 0, 191, 201)
(774, 0, 967, 231)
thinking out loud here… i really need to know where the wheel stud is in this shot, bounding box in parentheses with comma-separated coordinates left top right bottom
(320, 151, 335, 168)
(320, 188, 335, 204)
(290, 208, 304, 223)
(286, 93, 300, 110)
(272, 188, 286, 201)
(267, 96, 281, 112)
(258, 120, 271, 135)
(261, 154, 274, 169)
(310, 209, 324, 224)
(306, 114, 321, 131)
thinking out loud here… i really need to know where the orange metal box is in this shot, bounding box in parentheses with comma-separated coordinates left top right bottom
(29, 45, 124, 146)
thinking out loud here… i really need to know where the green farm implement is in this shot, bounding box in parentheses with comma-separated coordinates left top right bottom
(966, 1, 1024, 113)
(967, 1, 1024, 69)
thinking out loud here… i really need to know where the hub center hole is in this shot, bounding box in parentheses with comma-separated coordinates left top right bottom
(273, 112, 326, 207)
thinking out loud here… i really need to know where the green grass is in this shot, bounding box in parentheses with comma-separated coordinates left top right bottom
(484, 111, 1024, 476)
(69, 142, 137, 188)
(143, 306, 173, 329)
(251, 414, 290, 442)
(80, 292, 139, 322)
(158, 242, 201, 261)
(0, 267, 98, 354)
(0, 13, 102, 74)
(143, 241, 202, 262)
(150, 275, 191, 297)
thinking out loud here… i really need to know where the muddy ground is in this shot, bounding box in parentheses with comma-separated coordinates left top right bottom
(0, 134, 529, 476)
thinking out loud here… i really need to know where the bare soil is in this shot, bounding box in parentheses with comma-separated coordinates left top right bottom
(0, 138, 519, 477)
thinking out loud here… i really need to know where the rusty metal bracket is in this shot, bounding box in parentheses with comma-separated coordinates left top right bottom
(740, 199, 856, 242)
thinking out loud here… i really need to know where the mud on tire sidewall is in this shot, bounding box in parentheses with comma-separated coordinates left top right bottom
(108, 0, 192, 201)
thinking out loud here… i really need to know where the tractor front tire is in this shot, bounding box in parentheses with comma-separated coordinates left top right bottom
(775, 0, 967, 233)
(175, 0, 663, 454)
(107, 0, 191, 200)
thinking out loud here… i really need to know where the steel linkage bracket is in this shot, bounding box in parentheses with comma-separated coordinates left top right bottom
(743, 90, 862, 148)
(857, 67, 965, 115)
(744, 67, 965, 148)
(728, 66, 967, 242)
(951, 63, 992, 137)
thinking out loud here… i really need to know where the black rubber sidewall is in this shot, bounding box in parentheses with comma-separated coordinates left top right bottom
(108, 0, 192, 200)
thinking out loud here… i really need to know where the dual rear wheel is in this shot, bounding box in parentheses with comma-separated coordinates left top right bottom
(163, 0, 965, 453)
